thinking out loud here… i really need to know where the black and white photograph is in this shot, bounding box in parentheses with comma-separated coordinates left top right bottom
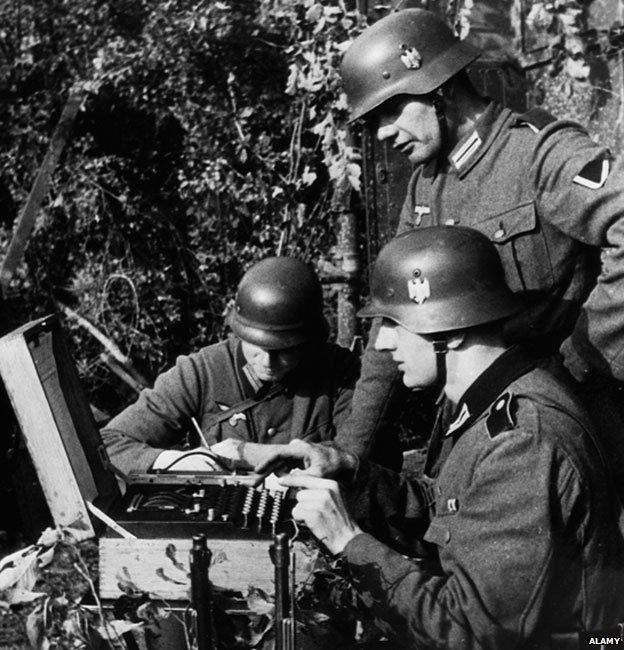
(1, 1, 624, 648)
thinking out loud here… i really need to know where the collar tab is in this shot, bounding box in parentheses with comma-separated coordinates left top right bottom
(443, 346, 537, 439)
(485, 392, 515, 438)
(451, 130, 482, 171)
(446, 402, 470, 436)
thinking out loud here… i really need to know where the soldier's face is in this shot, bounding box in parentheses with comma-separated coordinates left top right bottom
(373, 95, 442, 165)
(374, 320, 437, 389)
(241, 341, 304, 383)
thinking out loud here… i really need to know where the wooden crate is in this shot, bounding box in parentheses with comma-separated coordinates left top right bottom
(99, 537, 315, 602)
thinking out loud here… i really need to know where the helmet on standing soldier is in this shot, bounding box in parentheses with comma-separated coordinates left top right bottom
(341, 8, 480, 122)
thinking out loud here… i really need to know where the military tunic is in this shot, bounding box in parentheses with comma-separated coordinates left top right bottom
(343, 348, 624, 649)
(101, 335, 359, 475)
(345, 100, 624, 461)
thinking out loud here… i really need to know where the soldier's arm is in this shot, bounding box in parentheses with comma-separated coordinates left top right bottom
(533, 123, 624, 381)
(101, 353, 205, 474)
(279, 458, 433, 553)
(332, 319, 406, 466)
(343, 458, 433, 552)
(342, 424, 578, 649)
(334, 168, 421, 465)
(327, 344, 361, 435)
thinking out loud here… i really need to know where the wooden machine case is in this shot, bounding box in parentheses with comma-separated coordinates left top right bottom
(0, 316, 312, 602)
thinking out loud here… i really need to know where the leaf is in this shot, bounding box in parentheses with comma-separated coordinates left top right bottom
(285, 64, 299, 95)
(37, 546, 56, 569)
(26, 606, 44, 648)
(313, 16, 326, 34)
(97, 619, 144, 640)
(302, 610, 331, 624)
(526, 3, 552, 31)
(246, 585, 274, 616)
(301, 167, 317, 186)
(347, 162, 362, 192)
(305, 4, 323, 23)
(334, 92, 349, 112)
(0, 547, 40, 593)
(136, 600, 169, 622)
(36, 527, 62, 547)
(565, 57, 590, 80)
(6, 587, 47, 605)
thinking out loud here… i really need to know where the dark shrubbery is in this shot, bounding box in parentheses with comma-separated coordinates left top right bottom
(0, 0, 365, 413)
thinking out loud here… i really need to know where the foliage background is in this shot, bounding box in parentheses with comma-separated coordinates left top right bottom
(0, 0, 365, 414)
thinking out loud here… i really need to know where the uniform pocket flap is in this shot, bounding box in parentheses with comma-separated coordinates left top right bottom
(423, 521, 451, 546)
(479, 203, 537, 244)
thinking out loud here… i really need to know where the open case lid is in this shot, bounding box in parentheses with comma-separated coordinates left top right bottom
(0, 315, 122, 537)
(0, 315, 263, 538)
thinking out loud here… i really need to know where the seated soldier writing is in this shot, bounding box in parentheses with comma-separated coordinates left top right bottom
(101, 257, 359, 475)
(253, 227, 624, 648)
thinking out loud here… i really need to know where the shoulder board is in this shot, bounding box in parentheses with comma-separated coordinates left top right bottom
(513, 108, 557, 132)
(486, 391, 516, 439)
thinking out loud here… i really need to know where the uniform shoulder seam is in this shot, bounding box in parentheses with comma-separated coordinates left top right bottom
(514, 107, 557, 131)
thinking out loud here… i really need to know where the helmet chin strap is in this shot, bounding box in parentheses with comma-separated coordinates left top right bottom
(432, 89, 448, 175)
(432, 338, 448, 389)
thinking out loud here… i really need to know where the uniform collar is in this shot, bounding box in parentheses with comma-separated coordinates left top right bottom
(445, 346, 538, 438)
(445, 101, 511, 178)
(233, 340, 265, 397)
(233, 338, 303, 399)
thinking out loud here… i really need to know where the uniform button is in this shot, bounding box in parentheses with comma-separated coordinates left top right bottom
(493, 228, 505, 239)
(266, 427, 277, 437)
(444, 218, 456, 225)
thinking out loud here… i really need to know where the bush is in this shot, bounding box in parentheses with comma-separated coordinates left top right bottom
(0, 0, 366, 413)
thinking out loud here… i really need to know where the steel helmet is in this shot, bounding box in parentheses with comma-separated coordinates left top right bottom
(342, 9, 480, 122)
(229, 257, 328, 349)
(358, 226, 521, 334)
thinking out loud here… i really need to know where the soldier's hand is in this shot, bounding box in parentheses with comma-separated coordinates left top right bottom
(211, 440, 295, 471)
(278, 474, 362, 555)
(210, 439, 247, 463)
(254, 439, 359, 480)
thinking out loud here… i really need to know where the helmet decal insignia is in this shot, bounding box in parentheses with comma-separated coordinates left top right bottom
(400, 45, 422, 70)
(408, 276, 430, 304)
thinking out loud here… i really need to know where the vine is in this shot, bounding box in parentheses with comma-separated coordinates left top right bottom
(519, 0, 624, 82)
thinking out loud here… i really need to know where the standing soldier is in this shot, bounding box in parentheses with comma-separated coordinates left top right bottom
(338, 8, 624, 491)
(275, 227, 624, 649)
(101, 257, 359, 475)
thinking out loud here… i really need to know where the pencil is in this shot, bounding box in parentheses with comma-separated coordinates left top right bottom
(191, 416, 210, 448)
